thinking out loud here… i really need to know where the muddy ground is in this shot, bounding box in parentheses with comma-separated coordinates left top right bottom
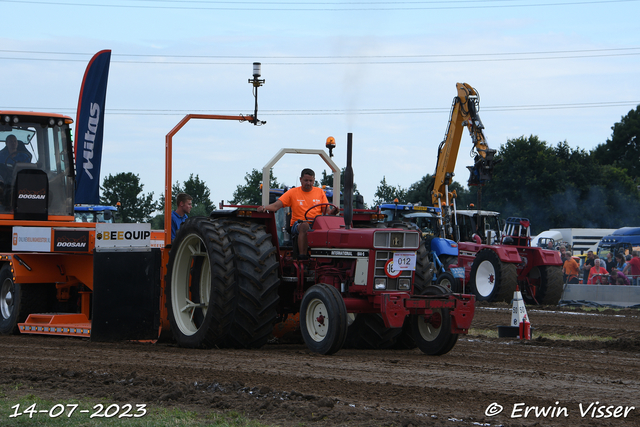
(1, 303, 639, 426)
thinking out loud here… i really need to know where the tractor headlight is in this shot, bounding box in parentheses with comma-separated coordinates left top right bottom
(398, 278, 411, 290)
(374, 278, 387, 290)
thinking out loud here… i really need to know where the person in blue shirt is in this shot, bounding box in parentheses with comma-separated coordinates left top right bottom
(0, 134, 32, 165)
(171, 193, 192, 240)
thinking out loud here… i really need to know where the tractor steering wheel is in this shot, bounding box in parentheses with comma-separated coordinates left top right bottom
(304, 203, 340, 222)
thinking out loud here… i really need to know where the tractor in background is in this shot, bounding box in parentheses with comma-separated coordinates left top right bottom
(418, 83, 562, 303)
(74, 204, 118, 223)
(454, 217, 563, 304)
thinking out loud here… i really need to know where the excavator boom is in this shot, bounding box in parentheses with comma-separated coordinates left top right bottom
(430, 83, 499, 240)
(431, 83, 497, 207)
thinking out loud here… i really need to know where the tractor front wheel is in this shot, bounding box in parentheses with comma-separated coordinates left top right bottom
(436, 271, 459, 293)
(411, 285, 458, 355)
(300, 284, 348, 355)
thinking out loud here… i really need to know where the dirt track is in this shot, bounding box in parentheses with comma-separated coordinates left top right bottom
(1, 304, 639, 426)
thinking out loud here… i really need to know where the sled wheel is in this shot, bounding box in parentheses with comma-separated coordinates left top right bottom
(0, 264, 49, 335)
(411, 285, 458, 355)
(470, 249, 517, 302)
(165, 218, 235, 348)
(300, 284, 348, 355)
(220, 220, 280, 349)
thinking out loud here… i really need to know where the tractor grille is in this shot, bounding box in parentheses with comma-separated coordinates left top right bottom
(373, 230, 420, 249)
(374, 251, 413, 291)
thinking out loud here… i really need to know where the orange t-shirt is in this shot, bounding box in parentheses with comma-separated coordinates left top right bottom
(563, 258, 580, 277)
(279, 186, 328, 225)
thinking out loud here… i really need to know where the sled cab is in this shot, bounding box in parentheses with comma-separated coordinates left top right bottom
(0, 112, 74, 220)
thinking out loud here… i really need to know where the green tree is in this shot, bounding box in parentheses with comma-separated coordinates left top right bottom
(230, 169, 281, 205)
(153, 174, 215, 228)
(480, 135, 640, 232)
(373, 176, 407, 207)
(404, 174, 432, 205)
(321, 168, 360, 194)
(404, 173, 473, 210)
(182, 174, 215, 216)
(100, 172, 157, 223)
(593, 105, 640, 178)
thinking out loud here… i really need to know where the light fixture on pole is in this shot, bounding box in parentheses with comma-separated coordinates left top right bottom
(248, 62, 266, 125)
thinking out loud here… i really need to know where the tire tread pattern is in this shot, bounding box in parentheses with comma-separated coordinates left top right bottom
(344, 314, 402, 349)
(221, 220, 280, 349)
(539, 266, 564, 305)
(165, 217, 236, 348)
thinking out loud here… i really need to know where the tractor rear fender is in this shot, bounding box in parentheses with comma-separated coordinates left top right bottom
(485, 246, 522, 263)
(458, 242, 522, 264)
(519, 247, 563, 266)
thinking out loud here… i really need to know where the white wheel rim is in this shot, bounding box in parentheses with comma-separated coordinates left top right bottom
(476, 260, 496, 298)
(306, 298, 329, 342)
(171, 233, 211, 336)
(440, 278, 453, 292)
(347, 313, 356, 326)
(418, 309, 443, 341)
(1, 278, 14, 319)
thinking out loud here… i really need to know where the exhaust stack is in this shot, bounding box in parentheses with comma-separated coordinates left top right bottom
(343, 133, 354, 230)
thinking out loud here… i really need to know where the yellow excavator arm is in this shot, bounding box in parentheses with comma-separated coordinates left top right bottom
(431, 83, 497, 208)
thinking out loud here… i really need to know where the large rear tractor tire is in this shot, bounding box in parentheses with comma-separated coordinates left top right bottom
(414, 240, 435, 295)
(441, 255, 458, 271)
(390, 320, 417, 350)
(470, 249, 517, 302)
(392, 239, 436, 350)
(300, 284, 348, 355)
(525, 265, 564, 305)
(165, 218, 236, 348)
(344, 313, 402, 349)
(0, 265, 50, 335)
(392, 241, 433, 350)
(411, 285, 458, 355)
(220, 220, 280, 349)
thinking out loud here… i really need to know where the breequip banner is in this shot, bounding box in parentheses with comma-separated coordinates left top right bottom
(75, 50, 111, 205)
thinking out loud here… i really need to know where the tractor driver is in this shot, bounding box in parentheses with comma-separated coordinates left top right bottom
(258, 168, 337, 260)
(0, 135, 31, 165)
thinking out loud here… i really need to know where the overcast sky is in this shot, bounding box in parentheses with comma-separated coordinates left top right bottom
(2, 0, 639, 211)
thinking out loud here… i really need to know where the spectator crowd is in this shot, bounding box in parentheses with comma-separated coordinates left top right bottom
(560, 245, 640, 286)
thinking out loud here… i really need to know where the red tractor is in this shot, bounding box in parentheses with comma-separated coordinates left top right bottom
(164, 134, 475, 355)
(454, 217, 563, 304)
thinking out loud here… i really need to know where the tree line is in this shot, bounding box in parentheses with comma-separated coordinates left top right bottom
(373, 105, 640, 234)
(99, 105, 640, 234)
